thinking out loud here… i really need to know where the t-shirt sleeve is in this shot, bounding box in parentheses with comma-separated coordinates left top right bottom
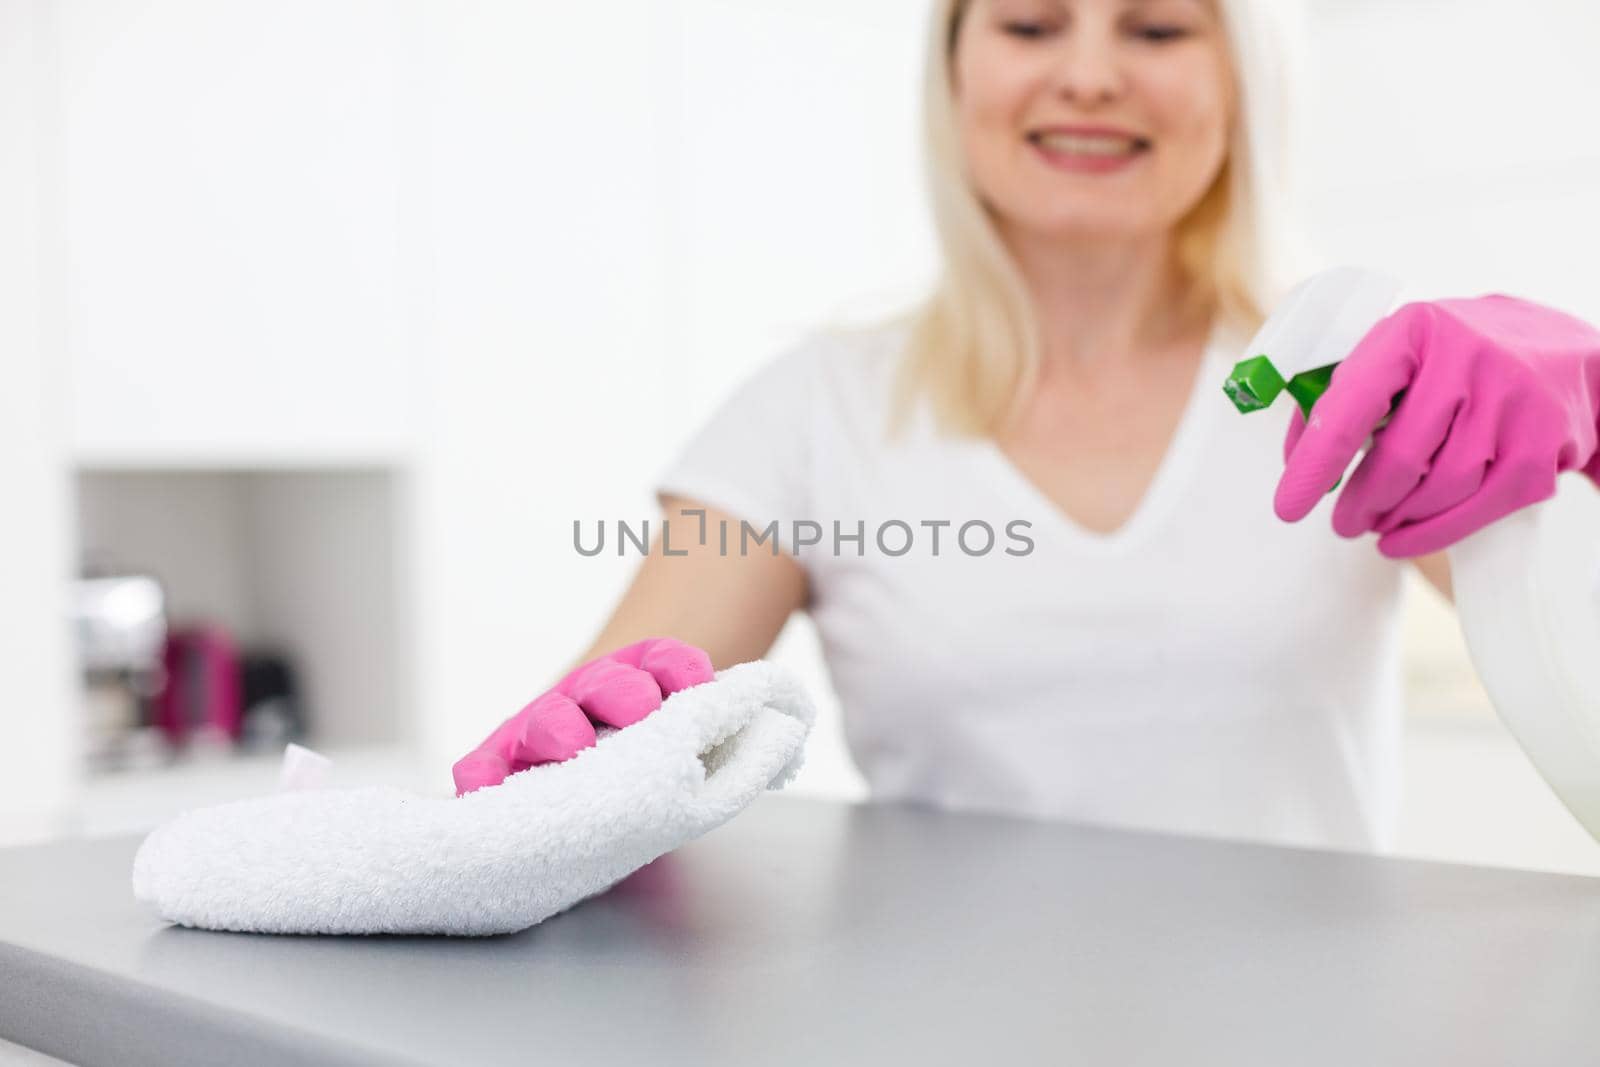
(652, 339, 818, 537)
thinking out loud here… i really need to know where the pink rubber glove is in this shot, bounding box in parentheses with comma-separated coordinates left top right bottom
(452, 637, 715, 796)
(1275, 295, 1600, 558)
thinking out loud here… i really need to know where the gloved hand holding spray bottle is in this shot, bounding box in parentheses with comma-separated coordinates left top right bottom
(1225, 266, 1600, 840)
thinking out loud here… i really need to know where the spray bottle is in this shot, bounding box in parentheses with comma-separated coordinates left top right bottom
(1225, 266, 1600, 841)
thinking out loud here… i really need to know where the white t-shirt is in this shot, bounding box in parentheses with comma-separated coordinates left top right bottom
(654, 319, 1406, 853)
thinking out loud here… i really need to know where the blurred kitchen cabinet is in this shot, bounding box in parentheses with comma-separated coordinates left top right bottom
(58, 0, 419, 463)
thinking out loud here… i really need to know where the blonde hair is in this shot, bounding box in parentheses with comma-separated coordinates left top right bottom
(888, 0, 1308, 439)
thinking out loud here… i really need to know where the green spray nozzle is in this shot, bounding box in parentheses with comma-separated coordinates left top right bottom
(1224, 268, 1409, 495)
(1223, 356, 1337, 421)
(1223, 354, 1345, 491)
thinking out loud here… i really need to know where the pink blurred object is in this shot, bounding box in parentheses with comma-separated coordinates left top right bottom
(155, 624, 244, 747)
(453, 636, 715, 796)
(1275, 295, 1600, 557)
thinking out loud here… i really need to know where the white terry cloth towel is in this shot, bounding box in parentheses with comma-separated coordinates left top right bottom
(132, 660, 816, 936)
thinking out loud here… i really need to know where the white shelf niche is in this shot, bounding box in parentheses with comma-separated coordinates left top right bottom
(73, 466, 417, 767)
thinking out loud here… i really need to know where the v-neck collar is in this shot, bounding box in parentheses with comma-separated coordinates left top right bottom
(968, 337, 1229, 557)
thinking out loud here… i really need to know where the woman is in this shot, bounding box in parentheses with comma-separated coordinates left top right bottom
(454, 0, 1600, 853)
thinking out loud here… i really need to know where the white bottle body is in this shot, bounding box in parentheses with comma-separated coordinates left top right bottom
(1450, 472, 1600, 839)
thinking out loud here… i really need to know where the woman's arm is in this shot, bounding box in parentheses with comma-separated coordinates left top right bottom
(567, 495, 809, 674)
(1411, 551, 1453, 602)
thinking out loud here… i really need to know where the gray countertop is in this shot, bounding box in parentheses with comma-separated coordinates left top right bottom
(3, 793, 1600, 1066)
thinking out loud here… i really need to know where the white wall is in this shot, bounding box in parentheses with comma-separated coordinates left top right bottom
(58, 0, 417, 464)
(1303, 0, 1600, 321)
(669, 0, 934, 405)
(0, 0, 82, 844)
(404, 0, 676, 770)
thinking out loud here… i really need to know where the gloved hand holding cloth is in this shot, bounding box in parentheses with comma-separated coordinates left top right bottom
(453, 636, 715, 795)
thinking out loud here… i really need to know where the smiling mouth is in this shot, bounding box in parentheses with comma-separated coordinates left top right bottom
(1027, 131, 1152, 157)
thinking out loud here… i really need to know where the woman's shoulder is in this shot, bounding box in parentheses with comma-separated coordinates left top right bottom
(700, 315, 914, 446)
(769, 315, 915, 430)
(801, 316, 918, 436)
